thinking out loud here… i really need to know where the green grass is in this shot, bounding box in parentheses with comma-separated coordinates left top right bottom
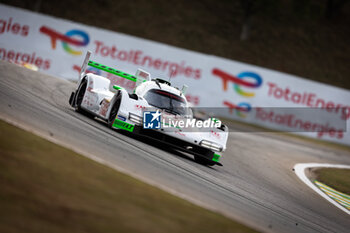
(314, 168, 350, 195)
(0, 120, 259, 233)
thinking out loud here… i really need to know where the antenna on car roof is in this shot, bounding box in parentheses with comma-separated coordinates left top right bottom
(168, 66, 176, 83)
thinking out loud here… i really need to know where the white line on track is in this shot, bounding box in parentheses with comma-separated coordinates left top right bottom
(294, 163, 350, 215)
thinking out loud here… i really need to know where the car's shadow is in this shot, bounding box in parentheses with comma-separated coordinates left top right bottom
(80, 114, 217, 169)
(117, 129, 197, 164)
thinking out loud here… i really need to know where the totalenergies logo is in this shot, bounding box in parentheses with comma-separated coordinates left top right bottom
(40, 26, 89, 55)
(212, 68, 262, 118)
(212, 68, 262, 97)
(224, 101, 251, 118)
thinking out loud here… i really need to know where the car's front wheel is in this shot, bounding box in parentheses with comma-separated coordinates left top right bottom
(194, 150, 216, 166)
(73, 79, 94, 118)
(74, 79, 87, 112)
(108, 92, 121, 128)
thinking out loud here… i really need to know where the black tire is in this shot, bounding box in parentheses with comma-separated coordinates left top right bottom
(74, 79, 87, 111)
(108, 92, 122, 128)
(74, 79, 93, 118)
(69, 91, 75, 106)
(194, 151, 216, 166)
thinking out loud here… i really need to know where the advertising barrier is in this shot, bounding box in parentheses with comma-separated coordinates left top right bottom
(0, 4, 349, 145)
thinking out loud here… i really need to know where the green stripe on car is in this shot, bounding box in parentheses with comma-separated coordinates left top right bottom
(113, 119, 134, 132)
(113, 85, 123, 90)
(212, 153, 221, 162)
(88, 60, 137, 82)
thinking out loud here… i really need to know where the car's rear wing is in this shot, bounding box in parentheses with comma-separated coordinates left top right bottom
(79, 51, 150, 84)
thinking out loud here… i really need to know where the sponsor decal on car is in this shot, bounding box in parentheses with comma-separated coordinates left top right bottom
(135, 104, 146, 110)
(99, 99, 110, 117)
(113, 118, 134, 132)
(143, 111, 161, 129)
(210, 130, 221, 139)
(117, 115, 126, 121)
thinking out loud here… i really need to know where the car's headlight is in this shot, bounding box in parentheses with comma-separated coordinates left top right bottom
(129, 113, 143, 125)
(199, 140, 223, 152)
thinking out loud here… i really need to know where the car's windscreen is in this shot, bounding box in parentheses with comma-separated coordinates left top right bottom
(144, 89, 187, 115)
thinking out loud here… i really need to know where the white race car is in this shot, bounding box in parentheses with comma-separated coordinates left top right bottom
(69, 52, 228, 166)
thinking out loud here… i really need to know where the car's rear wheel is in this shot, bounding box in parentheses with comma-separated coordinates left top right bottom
(108, 92, 121, 128)
(74, 79, 93, 117)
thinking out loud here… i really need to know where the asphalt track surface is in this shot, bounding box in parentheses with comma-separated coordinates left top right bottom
(1, 61, 350, 233)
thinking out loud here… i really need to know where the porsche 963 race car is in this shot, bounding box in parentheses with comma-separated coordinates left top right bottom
(69, 51, 228, 166)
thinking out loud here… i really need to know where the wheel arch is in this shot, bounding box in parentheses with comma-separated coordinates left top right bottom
(106, 88, 129, 119)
